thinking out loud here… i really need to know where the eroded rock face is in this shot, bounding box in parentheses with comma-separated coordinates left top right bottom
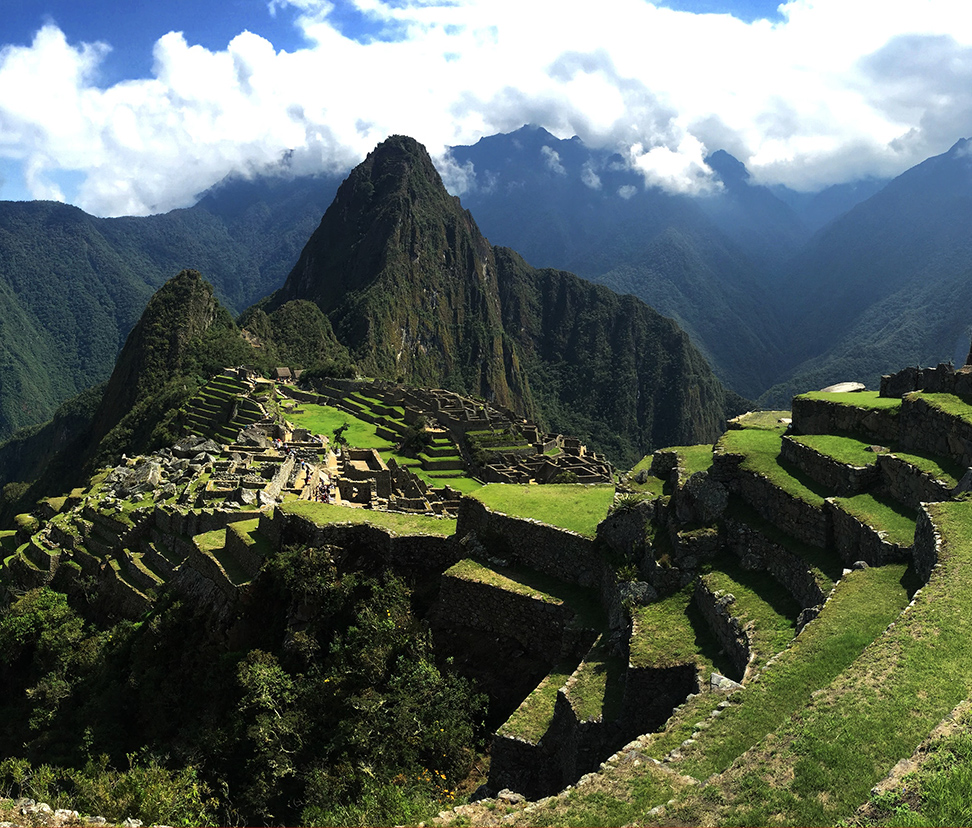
(674, 471, 728, 525)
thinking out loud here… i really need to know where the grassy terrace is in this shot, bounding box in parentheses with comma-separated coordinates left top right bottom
(566, 637, 625, 723)
(628, 586, 721, 672)
(287, 403, 392, 449)
(499, 661, 578, 743)
(701, 557, 799, 671)
(623, 454, 665, 497)
(732, 410, 791, 430)
(668, 502, 972, 826)
(279, 500, 456, 536)
(910, 391, 972, 425)
(725, 497, 841, 591)
(470, 483, 615, 538)
(795, 390, 903, 411)
(643, 563, 912, 779)
(669, 444, 715, 476)
(892, 448, 964, 488)
(718, 427, 829, 507)
(830, 492, 918, 547)
(444, 558, 605, 630)
(789, 432, 879, 467)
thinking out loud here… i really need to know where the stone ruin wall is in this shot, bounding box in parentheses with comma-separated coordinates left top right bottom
(897, 395, 972, 468)
(790, 397, 899, 443)
(714, 457, 830, 550)
(721, 516, 829, 611)
(876, 454, 955, 510)
(881, 363, 972, 400)
(456, 497, 605, 590)
(431, 574, 585, 660)
(912, 505, 943, 585)
(692, 580, 751, 681)
(780, 435, 879, 495)
(826, 499, 911, 567)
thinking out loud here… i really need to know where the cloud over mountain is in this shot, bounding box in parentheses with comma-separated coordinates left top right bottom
(2, 0, 972, 215)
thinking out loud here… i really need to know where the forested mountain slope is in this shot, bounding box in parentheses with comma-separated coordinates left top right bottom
(761, 137, 972, 405)
(270, 135, 746, 465)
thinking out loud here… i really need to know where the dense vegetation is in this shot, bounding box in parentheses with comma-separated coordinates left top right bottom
(0, 175, 340, 441)
(0, 546, 484, 826)
(267, 136, 745, 467)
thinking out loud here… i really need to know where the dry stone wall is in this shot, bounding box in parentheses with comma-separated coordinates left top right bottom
(780, 435, 879, 495)
(456, 497, 604, 589)
(913, 505, 942, 584)
(826, 499, 912, 566)
(898, 396, 972, 468)
(432, 573, 585, 658)
(877, 454, 954, 510)
(722, 516, 829, 611)
(693, 580, 751, 680)
(790, 397, 899, 443)
(720, 464, 830, 549)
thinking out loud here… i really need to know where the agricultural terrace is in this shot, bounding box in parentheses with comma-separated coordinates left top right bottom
(469, 483, 616, 538)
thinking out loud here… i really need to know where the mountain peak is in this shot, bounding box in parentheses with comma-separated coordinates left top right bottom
(705, 150, 751, 184)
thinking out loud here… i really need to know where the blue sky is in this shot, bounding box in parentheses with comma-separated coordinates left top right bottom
(1, 0, 969, 215)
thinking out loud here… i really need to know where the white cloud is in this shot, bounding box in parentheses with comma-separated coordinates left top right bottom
(541, 145, 566, 175)
(2, 0, 972, 214)
(581, 160, 601, 189)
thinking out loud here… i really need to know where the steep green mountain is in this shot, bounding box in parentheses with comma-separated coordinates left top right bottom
(761, 137, 972, 406)
(493, 247, 746, 463)
(268, 136, 533, 413)
(447, 127, 796, 399)
(270, 135, 746, 464)
(0, 174, 341, 441)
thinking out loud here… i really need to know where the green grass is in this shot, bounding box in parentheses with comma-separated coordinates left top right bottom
(731, 410, 791, 431)
(831, 492, 918, 547)
(499, 661, 578, 743)
(858, 707, 972, 827)
(279, 500, 456, 537)
(193, 529, 226, 554)
(287, 403, 393, 449)
(789, 433, 880, 467)
(669, 444, 715, 476)
(623, 455, 665, 496)
(701, 558, 799, 671)
(444, 558, 604, 631)
(891, 449, 964, 489)
(628, 586, 718, 671)
(724, 497, 841, 592)
(668, 502, 972, 826)
(795, 390, 903, 411)
(718, 428, 829, 507)
(911, 392, 972, 426)
(566, 638, 624, 723)
(648, 563, 912, 781)
(470, 483, 615, 538)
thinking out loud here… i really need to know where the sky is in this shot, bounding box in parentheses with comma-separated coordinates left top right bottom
(1, 0, 971, 216)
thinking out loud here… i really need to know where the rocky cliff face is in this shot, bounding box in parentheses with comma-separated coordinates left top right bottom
(271, 136, 746, 464)
(271, 135, 526, 410)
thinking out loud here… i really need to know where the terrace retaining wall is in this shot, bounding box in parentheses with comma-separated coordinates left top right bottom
(877, 454, 955, 510)
(826, 499, 913, 566)
(431, 573, 585, 658)
(722, 515, 829, 611)
(897, 395, 972, 469)
(780, 435, 879, 495)
(913, 505, 942, 584)
(790, 397, 899, 443)
(719, 465, 830, 549)
(456, 497, 604, 589)
(693, 580, 751, 680)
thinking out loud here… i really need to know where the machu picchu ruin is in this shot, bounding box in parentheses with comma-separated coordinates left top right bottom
(7, 353, 972, 825)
